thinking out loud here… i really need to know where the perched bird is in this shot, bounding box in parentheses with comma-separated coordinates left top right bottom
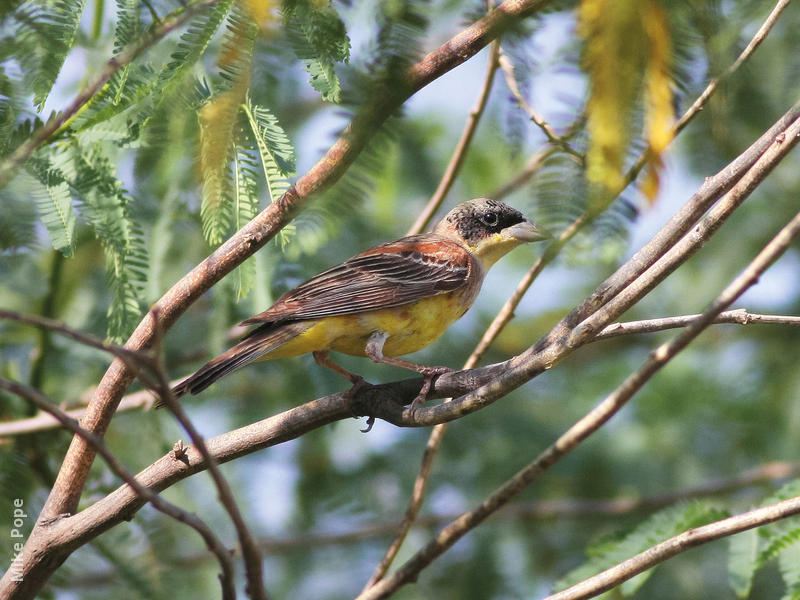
(167, 198, 548, 406)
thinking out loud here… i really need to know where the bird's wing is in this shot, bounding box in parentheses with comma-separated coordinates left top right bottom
(241, 235, 476, 325)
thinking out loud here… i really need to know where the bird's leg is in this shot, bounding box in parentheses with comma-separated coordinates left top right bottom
(312, 350, 371, 426)
(365, 331, 453, 409)
(313, 350, 363, 384)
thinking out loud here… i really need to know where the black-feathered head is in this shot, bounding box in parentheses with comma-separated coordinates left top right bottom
(434, 198, 548, 267)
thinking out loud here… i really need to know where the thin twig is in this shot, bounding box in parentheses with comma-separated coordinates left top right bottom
(367, 37, 504, 588)
(595, 308, 800, 339)
(407, 39, 502, 236)
(356, 186, 800, 600)
(0, 0, 223, 189)
(0, 378, 237, 600)
(0, 309, 159, 388)
(66, 460, 800, 588)
(546, 497, 800, 600)
(672, 0, 792, 136)
(0, 391, 154, 437)
(498, 50, 583, 163)
(149, 312, 269, 600)
(363, 419, 450, 588)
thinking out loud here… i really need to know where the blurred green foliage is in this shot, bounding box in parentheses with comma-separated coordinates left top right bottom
(1, 0, 800, 598)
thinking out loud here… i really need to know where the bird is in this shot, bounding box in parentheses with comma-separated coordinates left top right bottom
(165, 198, 548, 408)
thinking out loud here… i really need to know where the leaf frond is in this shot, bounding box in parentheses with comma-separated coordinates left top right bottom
(284, 0, 350, 102)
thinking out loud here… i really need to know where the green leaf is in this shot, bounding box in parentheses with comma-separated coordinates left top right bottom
(73, 143, 147, 341)
(241, 97, 295, 248)
(779, 542, 800, 600)
(196, 3, 256, 247)
(26, 148, 77, 256)
(18, 0, 88, 110)
(555, 501, 728, 596)
(728, 528, 759, 599)
(231, 144, 259, 300)
(757, 527, 800, 568)
(241, 96, 295, 200)
(284, 0, 350, 102)
(158, 0, 234, 96)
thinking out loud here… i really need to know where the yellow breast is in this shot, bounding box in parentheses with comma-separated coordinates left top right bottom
(258, 289, 474, 361)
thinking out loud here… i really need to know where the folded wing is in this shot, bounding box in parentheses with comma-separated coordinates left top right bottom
(241, 234, 475, 326)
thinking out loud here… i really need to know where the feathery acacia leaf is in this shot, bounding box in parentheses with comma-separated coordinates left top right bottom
(728, 528, 759, 599)
(73, 143, 148, 341)
(158, 0, 235, 95)
(231, 144, 259, 299)
(779, 542, 800, 600)
(284, 0, 350, 102)
(241, 96, 295, 201)
(555, 501, 728, 596)
(25, 148, 77, 256)
(13, 0, 87, 110)
(197, 1, 256, 246)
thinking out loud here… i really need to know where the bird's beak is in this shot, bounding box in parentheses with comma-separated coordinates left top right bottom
(503, 219, 551, 243)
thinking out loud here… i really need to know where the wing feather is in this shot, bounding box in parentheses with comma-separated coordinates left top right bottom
(241, 234, 475, 325)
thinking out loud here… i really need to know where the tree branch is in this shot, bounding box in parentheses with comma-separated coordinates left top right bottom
(66, 461, 799, 590)
(546, 495, 800, 600)
(672, 0, 792, 136)
(0, 378, 237, 600)
(498, 50, 583, 163)
(356, 174, 800, 600)
(595, 308, 800, 339)
(0, 0, 224, 190)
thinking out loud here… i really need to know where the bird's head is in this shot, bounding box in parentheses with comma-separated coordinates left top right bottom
(433, 198, 549, 268)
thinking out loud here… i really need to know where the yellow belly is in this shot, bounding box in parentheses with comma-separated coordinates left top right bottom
(258, 292, 471, 361)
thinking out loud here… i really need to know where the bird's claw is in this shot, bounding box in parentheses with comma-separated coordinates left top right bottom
(360, 416, 376, 433)
(410, 366, 453, 410)
(341, 376, 376, 433)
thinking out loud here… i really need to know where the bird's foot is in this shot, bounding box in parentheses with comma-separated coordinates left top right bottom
(341, 375, 376, 433)
(410, 366, 454, 410)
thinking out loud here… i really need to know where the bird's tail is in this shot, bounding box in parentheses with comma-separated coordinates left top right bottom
(158, 321, 310, 407)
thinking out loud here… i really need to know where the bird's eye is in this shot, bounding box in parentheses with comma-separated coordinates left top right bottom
(481, 211, 499, 227)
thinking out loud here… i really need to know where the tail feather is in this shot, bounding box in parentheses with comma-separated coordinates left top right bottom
(157, 321, 309, 408)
